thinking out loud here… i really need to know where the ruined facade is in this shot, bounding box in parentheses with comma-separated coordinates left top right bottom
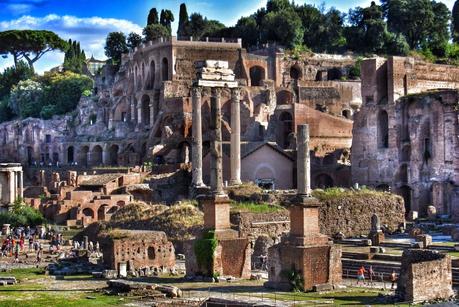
(98, 230, 175, 274)
(0, 163, 23, 208)
(352, 56, 459, 218)
(0, 37, 361, 196)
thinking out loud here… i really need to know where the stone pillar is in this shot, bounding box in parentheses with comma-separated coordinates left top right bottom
(108, 111, 113, 129)
(297, 124, 311, 195)
(8, 171, 15, 204)
(149, 99, 155, 128)
(17, 171, 23, 199)
(230, 88, 242, 185)
(130, 98, 136, 122)
(210, 88, 224, 195)
(191, 87, 205, 187)
(137, 104, 142, 126)
(102, 144, 110, 166)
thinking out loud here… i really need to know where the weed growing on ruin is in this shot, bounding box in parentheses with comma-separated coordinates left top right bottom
(194, 230, 218, 276)
(281, 269, 304, 292)
(231, 201, 284, 213)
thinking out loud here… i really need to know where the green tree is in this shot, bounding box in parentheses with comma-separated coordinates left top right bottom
(9, 79, 44, 118)
(143, 24, 171, 42)
(261, 9, 304, 49)
(104, 32, 128, 65)
(63, 39, 86, 73)
(177, 3, 189, 37)
(426, 1, 450, 57)
(0, 30, 67, 72)
(266, 0, 292, 13)
(233, 16, 259, 48)
(453, 0, 459, 42)
(160, 9, 175, 32)
(295, 4, 323, 51)
(147, 8, 159, 25)
(127, 32, 142, 50)
(0, 61, 34, 99)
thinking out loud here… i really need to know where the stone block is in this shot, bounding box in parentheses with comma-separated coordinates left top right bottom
(415, 234, 432, 248)
(407, 211, 418, 221)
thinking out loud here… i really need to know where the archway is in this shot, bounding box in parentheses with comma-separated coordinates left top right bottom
(279, 112, 293, 149)
(147, 60, 155, 90)
(82, 208, 94, 219)
(327, 68, 342, 80)
(91, 145, 103, 166)
(398, 186, 411, 216)
(290, 65, 302, 81)
(314, 174, 334, 189)
(109, 144, 119, 166)
(141, 95, 151, 127)
(27, 146, 34, 165)
(114, 99, 129, 122)
(277, 90, 294, 105)
(342, 109, 352, 119)
(67, 146, 74, 164)
(97, 205, 109, 221)
(78, 146, 89, 166)
(378, 110, 389, 148)
(249, 66, 265, 86)
(162, 58, 169, 81)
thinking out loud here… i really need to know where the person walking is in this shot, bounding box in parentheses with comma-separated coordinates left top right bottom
(368, 265, 376, 286)
(356, 266, 366, 286)
(391, 270, 397, 290)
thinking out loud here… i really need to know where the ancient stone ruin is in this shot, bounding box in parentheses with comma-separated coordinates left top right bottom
(265, 125, 342, 291)
(0, 163, 23, 209)
(185, 60, 250, 279)
(396, 249, 454, 303)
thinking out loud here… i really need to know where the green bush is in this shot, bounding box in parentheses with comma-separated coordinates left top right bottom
(0, 199, 45, 227)
(193, 230, 218, 276)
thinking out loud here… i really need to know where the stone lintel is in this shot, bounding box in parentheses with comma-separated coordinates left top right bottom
(197, 80, 238, 88)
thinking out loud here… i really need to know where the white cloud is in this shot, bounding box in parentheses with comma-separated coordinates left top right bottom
(0, 14, 143, 74)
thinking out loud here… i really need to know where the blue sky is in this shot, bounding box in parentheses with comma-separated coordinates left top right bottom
(0, 0, 456, 73)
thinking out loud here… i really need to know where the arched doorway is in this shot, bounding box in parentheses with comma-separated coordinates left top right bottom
(141, 95, 151, 127)
(398, 185, 411, 217)
(290, 65, 302, 81)
(378, 110, 389, 148)
(78, 146, 89, 167)
(147, 60, 155, 90)
(249, 66, 265, 86)
(82, 208, 94, 219)
(314, 174, 334, 189)
(67, 146, 74, 164)
(279, 112, 293, 149)
(97, 205, 109, 221)
(109, 144, 119, 166)
(27, 146, 34, 165)
(162, 58, 169, 81)
(91, 145, 103, 166)
(277, 90, 294, 105)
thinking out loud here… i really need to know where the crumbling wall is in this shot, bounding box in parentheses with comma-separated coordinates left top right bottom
(396, 250, 453, 303)
(316, 190, 405, 237)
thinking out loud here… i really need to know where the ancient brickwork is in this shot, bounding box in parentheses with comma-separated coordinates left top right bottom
(396, 250, 453, 303)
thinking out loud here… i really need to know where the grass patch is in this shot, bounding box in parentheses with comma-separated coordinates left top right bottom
(312, 187, 392, 201)
(254, 288, 405, 306)
(0, 267, 46, 282)
(230, 201, 285, 214)
(447, 251, 459, 258)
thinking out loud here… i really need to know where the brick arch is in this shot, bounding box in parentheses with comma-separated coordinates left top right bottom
(249, 65, 266, 86)
(277, 89, 294, 105)
(113, 98, 130, 122)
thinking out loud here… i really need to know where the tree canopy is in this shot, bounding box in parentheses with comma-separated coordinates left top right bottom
(104, 32, 128, 65)
(0, 30, 67, 72)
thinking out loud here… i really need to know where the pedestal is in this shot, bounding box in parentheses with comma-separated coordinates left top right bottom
(369, 231, 385, 246)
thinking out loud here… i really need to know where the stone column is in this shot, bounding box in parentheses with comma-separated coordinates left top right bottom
(102, 144, 110, 166)
(297, 124, 311, 195)
(137, 104, 142, 126)
(18, 171, 23, 199)
(130, 97, 136, 122)
(210, 88, 224, 195)
(8, 171, 15, 204)
(191, 87, 205, 187)
(149, 98, 155, 128)
(230, 88, 242, 185)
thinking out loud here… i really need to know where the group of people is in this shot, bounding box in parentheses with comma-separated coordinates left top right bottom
(356, 265, 398, 289)
(1, 234, 42, 263)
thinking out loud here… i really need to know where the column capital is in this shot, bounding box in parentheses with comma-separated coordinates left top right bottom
(211, 87, 222, 99)
(231, 87, 242, 101)
(192, 86, 203, 97)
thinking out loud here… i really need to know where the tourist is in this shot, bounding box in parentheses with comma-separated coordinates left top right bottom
(356, 266, 366, 286)
(13, 242, 19, 263)
(36, 247, 42, 265)
(368, 265, 375, 286)
(95, 241, 100, 253)
(390, 270, 397, 290)
(88, 241, 94, 252)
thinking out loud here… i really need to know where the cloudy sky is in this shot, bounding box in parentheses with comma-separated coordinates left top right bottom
(0, 0, 456, 74)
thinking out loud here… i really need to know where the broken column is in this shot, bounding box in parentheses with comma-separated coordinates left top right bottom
(265, 124, 342, 291)
(191, 86, 205, 188)
(230, 88, 242, 186)
(368, 214, 384, 246)
(185, 60, 250, 279)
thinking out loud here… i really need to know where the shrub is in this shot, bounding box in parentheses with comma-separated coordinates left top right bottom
(0, 199, 45, 227)
(193, 230, 218, 276)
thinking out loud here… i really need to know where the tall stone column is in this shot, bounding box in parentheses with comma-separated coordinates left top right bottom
(18, 171, 23, 199)
(102, 144, 110, 166)
(230, 88, 242, 185)
(297, 124, 311, 195)
(8, 171, 15, 204)
(210, 88, 224, 195)
(137, 104, 142, 126)
(130, 97, 136, 122)
(149, 99, 155, 128)
(191, 87, 205, 187)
